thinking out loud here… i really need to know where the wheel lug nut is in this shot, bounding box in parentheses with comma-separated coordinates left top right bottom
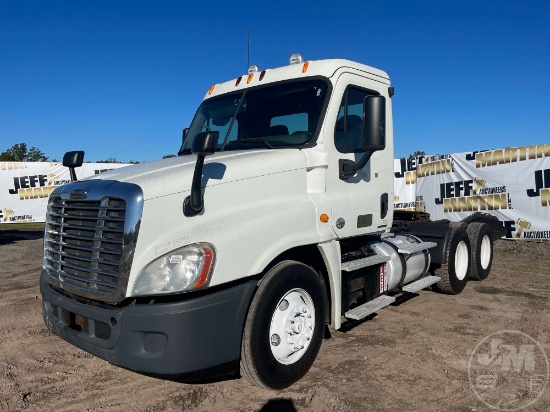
(302, 307, 307, 313)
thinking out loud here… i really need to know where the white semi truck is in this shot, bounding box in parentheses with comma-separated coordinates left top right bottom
(41, 55, 504, 390)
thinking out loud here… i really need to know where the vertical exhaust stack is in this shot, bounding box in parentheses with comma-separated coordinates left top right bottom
(63, 151, 85, 182)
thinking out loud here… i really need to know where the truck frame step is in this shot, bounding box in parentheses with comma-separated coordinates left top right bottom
(401, 275, 441, 293)
(395, 241, 437, 254)
(341, 255, 390, 272)
(344, 295, 396, 320)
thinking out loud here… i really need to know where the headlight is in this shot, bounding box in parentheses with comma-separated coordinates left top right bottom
(133, 243, 215, 296)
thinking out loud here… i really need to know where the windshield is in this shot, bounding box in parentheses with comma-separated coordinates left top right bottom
(180, 79, 329, 152)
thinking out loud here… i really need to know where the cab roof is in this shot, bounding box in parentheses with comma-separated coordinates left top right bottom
(204, 58, 390, 100)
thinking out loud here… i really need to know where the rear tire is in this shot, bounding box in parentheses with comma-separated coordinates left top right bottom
(434, 225, 471, 295)
(466, 222, 493, 281)
(240, 261, 326, 390)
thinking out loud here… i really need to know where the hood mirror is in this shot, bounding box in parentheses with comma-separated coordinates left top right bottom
(63, 151, 85, 182)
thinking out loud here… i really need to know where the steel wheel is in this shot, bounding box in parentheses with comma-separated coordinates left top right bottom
(269, 288, 315, 365)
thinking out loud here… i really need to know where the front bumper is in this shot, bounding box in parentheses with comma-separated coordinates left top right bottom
(40, 275, 256, 376)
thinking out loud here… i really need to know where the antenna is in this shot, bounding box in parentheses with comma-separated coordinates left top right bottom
(247, 26, 250, 69)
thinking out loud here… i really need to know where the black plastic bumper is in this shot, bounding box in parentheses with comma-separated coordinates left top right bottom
(40, 276, 256, 377)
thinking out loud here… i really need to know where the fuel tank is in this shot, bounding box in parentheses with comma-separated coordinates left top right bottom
(365, 234, 431, 291)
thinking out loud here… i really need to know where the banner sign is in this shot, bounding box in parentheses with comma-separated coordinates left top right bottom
(393, 158, 419, 211)
(3, 144, 549, 240)
(0, 162, 128, 224)
(394, 144, 550, 240)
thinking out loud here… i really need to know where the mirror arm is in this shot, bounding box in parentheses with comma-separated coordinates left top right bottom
(183, 131, 219, 217)
(68, 167, 78, 182)
(338, 150, 376, 181)
(183, 155, 206, 216)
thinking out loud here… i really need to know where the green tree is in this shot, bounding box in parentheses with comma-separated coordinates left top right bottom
(96, 158, 140, 164)
(0, 143, 48, 161)
(96, 157, 122, 163)
(408, 150, 426, 161)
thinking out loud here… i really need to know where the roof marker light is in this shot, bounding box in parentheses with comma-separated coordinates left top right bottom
(247, 73, 254, 84)
(248, 64, 259, 74)
(235, 76, 242, 86)
(289, 53, 304, 65)
(208, 85, 216, 95)
(259, 70, 266, 81)
(302, 61, 310, 73)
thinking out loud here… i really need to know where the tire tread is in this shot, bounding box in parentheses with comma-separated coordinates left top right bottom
(466, 222, 493, 281)
(434, 225, 470, 294)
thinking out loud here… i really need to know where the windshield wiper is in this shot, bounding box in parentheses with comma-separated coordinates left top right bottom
(238, 138, 273, 149)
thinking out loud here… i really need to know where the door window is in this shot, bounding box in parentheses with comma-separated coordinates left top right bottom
(335, 88, 373, 153)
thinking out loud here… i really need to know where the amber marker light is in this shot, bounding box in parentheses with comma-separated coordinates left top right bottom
(208, 85, 216, 95)
(302, 62, 310, 73)
(194, 246, 214, 289)
(247, 73, 254, 84)
(320, 214, 329, 223)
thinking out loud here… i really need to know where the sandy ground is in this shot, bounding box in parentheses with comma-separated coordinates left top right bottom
(0, 232, 549, 412)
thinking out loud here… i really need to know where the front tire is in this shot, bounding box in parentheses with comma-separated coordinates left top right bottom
(240, 261, 326, 390)
(434, 225, 471, 295)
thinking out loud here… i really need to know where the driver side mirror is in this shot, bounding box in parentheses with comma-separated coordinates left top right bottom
(178, 128, 190, 156)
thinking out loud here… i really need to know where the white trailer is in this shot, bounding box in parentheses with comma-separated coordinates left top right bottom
(41, 55, 504, 389)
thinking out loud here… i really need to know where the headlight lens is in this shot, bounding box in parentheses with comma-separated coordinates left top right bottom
(133, 244, 215, 296)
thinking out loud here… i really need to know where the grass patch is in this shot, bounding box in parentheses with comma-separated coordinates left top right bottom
(0, 222, 45, 232)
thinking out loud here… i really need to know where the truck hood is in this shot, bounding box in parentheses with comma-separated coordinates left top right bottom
(85, 149, 308, 200)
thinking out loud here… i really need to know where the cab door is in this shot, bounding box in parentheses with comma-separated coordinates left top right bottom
(324, 73, 394, 238)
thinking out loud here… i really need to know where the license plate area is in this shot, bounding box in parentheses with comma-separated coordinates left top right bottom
(68, 312, 88, 332)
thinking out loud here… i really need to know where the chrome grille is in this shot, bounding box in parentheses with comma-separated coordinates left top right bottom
(44, 197, 126, 296)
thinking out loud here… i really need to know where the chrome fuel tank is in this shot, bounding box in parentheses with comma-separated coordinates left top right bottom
(365, 234, 431, 291)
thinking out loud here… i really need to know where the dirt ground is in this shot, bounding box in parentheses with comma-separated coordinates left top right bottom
(1, 232, 549, 412)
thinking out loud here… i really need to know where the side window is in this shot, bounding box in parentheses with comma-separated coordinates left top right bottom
(335, 88, 372, 153)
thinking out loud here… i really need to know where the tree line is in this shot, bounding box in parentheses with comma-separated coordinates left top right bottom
(0, 143, 177, 163)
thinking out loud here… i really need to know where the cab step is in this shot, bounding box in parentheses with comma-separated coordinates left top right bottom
(401, 275, 441, 293)
(395, 241, 437, 255)
(341, 254, 390, 272)
(344, 295, 396, 320)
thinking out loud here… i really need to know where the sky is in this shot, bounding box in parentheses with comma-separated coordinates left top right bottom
(1, 0, 549, 162)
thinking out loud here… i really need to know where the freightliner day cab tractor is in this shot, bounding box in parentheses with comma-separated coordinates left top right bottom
(41, 54, 505, 390)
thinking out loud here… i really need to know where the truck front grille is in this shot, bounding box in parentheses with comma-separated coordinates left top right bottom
(44, 197, 126, 297)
